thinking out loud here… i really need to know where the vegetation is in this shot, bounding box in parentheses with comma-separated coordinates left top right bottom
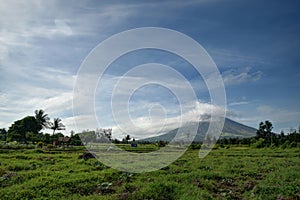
(2, 110, 57, 143)
(217, 121, 300, 148)
(49, 118, 66, 135)
(6, 116, 41, 143)
(35, 109, 50, 129)
(0, 146, 299, 199)
(0, 128, 7, 142)
(2, 111, 299, 149)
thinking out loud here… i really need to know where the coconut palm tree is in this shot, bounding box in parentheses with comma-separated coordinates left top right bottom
(49, 118, 65, 135)
(35, 109, 50, 129)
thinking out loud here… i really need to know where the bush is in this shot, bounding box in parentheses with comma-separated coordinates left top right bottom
(289, 141, 298, 148)
(157, 141, 167, 147)
(281, 141, 290, 149)
(36, 141, 43, 148)
(251, 138, 265, 148)
(78, 152, 97, 160)
(189, 144, 202, 150)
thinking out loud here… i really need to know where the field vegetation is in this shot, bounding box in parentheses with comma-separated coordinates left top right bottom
(0, 145, 299, 200)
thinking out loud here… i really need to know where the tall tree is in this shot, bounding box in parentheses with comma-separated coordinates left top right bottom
(7, 116, 40, 143)
(256, 120, 273, 146)
(123, 134, 131, 144)
(256, 121, 273, 137)
(49, 118, 65, 135)
(0, 128, 7, 142)
(35, 109, 50, 129)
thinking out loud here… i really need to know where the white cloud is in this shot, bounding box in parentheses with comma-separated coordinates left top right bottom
(256, 105, 300, 124)
(0, 0, 142, 135)
(209, 48, 268, 65)
(227, 105, 300, 133)
(109, 100, 225, 139)
(0, 64, 74, 132)
(222, 67, 262, 86)
(65, 99, 222, 138)
(0, 0, 140, 66)
(228, 101, 249, 106)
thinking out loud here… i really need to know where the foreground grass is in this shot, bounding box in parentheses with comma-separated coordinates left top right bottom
(0, 146, 299, 200)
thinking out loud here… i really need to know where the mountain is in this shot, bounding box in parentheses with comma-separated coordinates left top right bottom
(139, 118, 257, 143)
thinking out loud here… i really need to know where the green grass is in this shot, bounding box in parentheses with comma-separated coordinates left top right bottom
(0, 146, 299, 199)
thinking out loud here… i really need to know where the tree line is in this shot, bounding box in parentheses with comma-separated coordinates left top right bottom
(1, 113, 299, 149)
(0, 109, 70, 144)
(217, 121, 300, 148)
(0, 109, 133, 146)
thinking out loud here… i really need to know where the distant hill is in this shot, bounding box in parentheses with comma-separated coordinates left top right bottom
(139, 118, 257, 143)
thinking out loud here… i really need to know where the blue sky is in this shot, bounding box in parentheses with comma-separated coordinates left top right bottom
(1, 0, 300, 138)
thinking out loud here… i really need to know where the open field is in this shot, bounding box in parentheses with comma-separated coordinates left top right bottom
(0, 146, 299, 200)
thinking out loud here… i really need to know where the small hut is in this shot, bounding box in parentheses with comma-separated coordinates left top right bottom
(57, 137, 70, 147)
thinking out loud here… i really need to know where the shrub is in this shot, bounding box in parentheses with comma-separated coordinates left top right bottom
(189, 143, 202, 149)
(37, 141, 43, 148)
(288, 141, 298, 148)
(157, 141, 167, 147)
(281, 141, 290, 149)
(251, 138, 265, 148)
(78, 152, 97, 160)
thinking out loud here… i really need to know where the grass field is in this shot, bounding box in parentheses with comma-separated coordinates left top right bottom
(0, 145, 299, 200)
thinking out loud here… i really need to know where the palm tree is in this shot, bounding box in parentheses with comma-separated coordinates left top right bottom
(35, 109, 50, 129)
(49, 118, 65, 135)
